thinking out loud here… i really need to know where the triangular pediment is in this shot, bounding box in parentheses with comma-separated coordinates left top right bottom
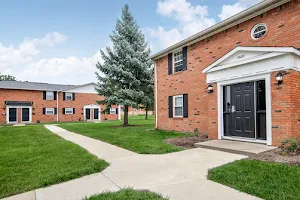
(203, 46, 300, 74)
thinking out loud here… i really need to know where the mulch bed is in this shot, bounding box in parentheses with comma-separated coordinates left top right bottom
(249, 148, 300, 166)
(165, 135, 209, 149)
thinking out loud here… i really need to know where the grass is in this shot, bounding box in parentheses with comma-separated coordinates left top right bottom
(208, 159, 300, 200)
(84, 188, 168, 200)
(0, 126, 109, 198)
(59, 115, 188, 154)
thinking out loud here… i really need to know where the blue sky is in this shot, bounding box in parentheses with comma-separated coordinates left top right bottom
(0, 0, 261, 84)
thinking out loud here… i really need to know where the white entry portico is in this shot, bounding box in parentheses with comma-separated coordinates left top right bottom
(203, 46, 300, 146)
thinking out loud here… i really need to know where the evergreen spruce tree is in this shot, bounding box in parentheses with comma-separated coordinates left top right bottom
(96, 4, 152, 126)
(139, 67, 154, 120)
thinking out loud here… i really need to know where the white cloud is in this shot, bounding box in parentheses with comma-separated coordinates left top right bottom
(146, 0, 216, 52)
(19, 51, 102, 84)
(0, 32, 67, 70)
(218, 0, 262, 21)
(145, 26, 182, 50)
(0, 32, 103, 84)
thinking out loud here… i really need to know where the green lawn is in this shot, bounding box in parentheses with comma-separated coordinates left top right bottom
(208, 160, 300, 200)
(84, 189, 168, 200)
(0, 126, 109, 198)
(59, 115, 187, 154)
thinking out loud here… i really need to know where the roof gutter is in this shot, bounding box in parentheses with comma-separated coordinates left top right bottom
(150, 0, 291, 60)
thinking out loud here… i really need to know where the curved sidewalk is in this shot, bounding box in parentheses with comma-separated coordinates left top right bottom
(3, 125, 260, 200)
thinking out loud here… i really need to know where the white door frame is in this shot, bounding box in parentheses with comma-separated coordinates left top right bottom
(6, 106, 32, 124)
(217, 73, 272, 145)
(84, 105, 101, 121)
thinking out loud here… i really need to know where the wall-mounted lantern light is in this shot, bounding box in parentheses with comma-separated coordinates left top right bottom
(207, 84, 214, 93)
(275, 72, 283, 87)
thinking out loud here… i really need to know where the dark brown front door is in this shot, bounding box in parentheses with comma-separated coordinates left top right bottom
(230, 82, 255, 138)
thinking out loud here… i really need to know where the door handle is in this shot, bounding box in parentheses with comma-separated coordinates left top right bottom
(231, 105, 236, 113)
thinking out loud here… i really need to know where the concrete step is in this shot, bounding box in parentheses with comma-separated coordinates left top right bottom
(195, 140, 276, 156)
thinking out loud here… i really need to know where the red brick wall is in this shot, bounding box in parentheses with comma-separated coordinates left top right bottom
(0, 89, 118, 124)
(155, 0, 300, 144)
(271, 70, 300, 146)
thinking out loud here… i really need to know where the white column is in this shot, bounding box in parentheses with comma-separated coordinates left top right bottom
(118, 105, 121, 120)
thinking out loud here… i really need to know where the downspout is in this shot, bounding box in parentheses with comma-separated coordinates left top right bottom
(154, 62, 158, 129)
(118, 105, 121, 120)
(56, 91, 59, 122)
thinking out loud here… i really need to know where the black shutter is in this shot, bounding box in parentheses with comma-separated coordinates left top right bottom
(63, 92, 66, 100)
(62, 108, 65, 114)
(168, 53, 173, 75)
(116, 108, 118, 114)
(168, 96, 173, 118)
(182, 46, 188, 71)
(43, 91, 46, 100)
(43, 108, 46, 115)
(72, 93, 75, 101)
(183, 94, 188, 118)
(54, 108, 57, 114)
(73, 108, 75, 114)
(54, 91, 57, 100)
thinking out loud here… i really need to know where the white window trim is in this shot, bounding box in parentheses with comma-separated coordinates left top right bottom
(46, 91, 54, 100)
(65, 92, 73, 100)
(251, 23, 267, 40)
(46, 108, 55, 115)
(110, 108, 116, 115)
(173, 95, 183, 118)
(65, 108, 74, 115)
(173, 50, 183, 73)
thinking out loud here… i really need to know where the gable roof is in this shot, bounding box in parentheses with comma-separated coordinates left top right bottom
(0, 81, 77, 91)
(150, 0, 291, 60)
(202, 46, 300, 73)
(61, 82, 97, 92)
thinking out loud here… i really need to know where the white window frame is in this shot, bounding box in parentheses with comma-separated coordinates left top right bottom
(65, 108, 74, 115)
(46, 91, 54, 100)
(251, 23, 267, 40)
(173, 95, 183, 118)
(110, 108, 116, 115)
(65, 92, 73, 100)
(173, 50, 183, 73)
(46, 108, 55, 115)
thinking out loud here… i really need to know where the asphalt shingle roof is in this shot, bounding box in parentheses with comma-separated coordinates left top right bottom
(0, 81, 77, 91)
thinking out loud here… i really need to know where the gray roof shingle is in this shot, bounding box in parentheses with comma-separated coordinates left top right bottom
(0, 81, 77, 91)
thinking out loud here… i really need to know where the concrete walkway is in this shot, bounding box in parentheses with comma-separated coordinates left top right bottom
(3, 125, 261, 200)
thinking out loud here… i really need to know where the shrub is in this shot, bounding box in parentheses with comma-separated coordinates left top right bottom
(280, 138, 300, 155)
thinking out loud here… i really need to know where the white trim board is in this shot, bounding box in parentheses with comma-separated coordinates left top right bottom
(203, 46, 300, 74)
(204, 47, 300, 84)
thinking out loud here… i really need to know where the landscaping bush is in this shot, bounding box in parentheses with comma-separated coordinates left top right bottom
(280, 138, 300, 155)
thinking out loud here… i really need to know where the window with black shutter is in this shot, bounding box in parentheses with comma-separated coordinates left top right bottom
(168, 46, 188, 75)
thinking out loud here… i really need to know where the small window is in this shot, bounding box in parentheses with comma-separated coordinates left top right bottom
(251, 23, 267, 40)
(65, 92, 73, 100)
(173, 95, 183, 117)
(46, 108, 55, 115)
(110, 108, 116, 114)
(65, 108, 74, 115)
(173, 51, 183, 72)
(46, 91, 54, 100)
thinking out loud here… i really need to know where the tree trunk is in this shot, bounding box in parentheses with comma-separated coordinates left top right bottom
(145, 109, 148, 120)
(123, 105, 129, 126)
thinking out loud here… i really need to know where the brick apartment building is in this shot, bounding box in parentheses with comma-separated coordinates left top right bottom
(0, 81, 120, 124)
(152, 0, 300, 146)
